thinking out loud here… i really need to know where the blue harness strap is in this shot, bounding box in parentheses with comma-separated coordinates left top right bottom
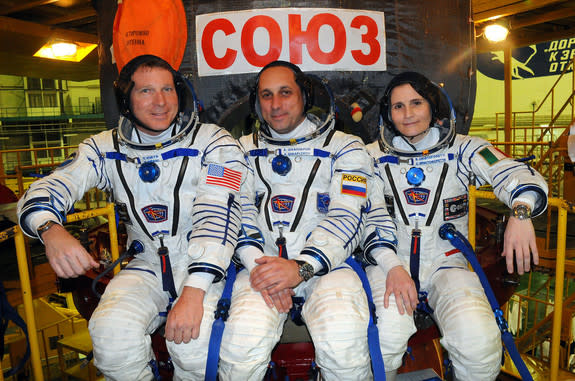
(438, 223, 533, 381)
(345, 257, 386, 381)
(205, 263, 238, 381)
(1, 281, 30, 378)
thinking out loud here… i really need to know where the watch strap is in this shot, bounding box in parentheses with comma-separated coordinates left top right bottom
(37, 220, 57, 237)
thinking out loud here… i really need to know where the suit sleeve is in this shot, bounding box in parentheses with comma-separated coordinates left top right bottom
(296, 135, 373, 273)
(233, 136, 265, 273)
(184, 127, 248, 289)
(18, 134, 111, 238)
(457, 135, 548, 216)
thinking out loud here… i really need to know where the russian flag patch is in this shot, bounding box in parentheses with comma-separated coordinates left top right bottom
(341, 173, 367, 197)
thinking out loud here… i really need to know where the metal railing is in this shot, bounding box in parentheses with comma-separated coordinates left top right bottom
(0, 106, 103, 119)
(469, 186, 575, 379)
(2, 204, 119, 381)
(476, 56, 575, 199)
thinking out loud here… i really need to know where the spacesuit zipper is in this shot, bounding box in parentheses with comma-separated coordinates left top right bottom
(275, 225, 288, 259)
(409, 221, 422, 293)
(158, 235, 178, 301)
(221, 193, 235, 246)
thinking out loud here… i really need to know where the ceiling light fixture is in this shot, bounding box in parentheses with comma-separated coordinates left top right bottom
(51, 42, 78, 57)
(34, 40, 98, 62)
(484, 23, 509, 42)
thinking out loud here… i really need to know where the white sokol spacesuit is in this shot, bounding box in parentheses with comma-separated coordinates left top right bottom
(17, 61, 246, 380)
(365, 72, 548, 381)
(218, 71, 373, 380)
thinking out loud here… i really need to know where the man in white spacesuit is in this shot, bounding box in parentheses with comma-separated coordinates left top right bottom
(17, 54, 246, 380)
(364, 71, 548, 381)
(218, 61, 373, 380)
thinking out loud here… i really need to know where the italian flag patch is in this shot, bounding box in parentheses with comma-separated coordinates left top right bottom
(478, 147, 505, 166)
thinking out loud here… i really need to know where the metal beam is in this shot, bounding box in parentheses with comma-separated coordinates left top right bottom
(45, 8, 97, 25)
(0, 0, 59, 16)
(0, 15, 98, 43)
(509, 7, 575, 29)
(473, 0, 564, 23)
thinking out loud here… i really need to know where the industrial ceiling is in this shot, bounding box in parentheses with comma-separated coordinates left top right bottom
(0, 0, 574, 81)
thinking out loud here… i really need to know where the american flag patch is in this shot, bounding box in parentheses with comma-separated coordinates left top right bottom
(341, 173, 367, 197)
(206, 164, 242, 191)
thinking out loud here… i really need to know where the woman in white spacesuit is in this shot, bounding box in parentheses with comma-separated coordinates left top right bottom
(364, 71, 548, 381)
(218, 61, 375, 380)
(17, 55, 247, 380)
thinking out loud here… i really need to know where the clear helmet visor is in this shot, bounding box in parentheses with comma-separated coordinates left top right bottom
(118, 75, 200, 150)
(379, 72, 457, 156)
(256, 74, 336, 145)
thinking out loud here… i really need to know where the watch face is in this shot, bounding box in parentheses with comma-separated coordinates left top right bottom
(298, 262, 314, 281)
(512, 205, 532, 220)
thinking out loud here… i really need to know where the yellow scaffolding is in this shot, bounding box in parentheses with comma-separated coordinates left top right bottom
(4, 203, 118, 381)
(3, 190, 574, 379)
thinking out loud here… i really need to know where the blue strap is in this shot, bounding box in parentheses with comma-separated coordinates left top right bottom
(409, 229, 422, 293)
(159, 248, 178, 300)
(205, 263, 237, 381)
(1, 281, 30, 378)
(161, 148, 200, 160)
(248, 149, 270, 157)
(105, 151, 128, 161)
(345, 257, 386, 381)
(313, 149, 330, 158)
(376, 155, 400, 164)
(105, 148, 200, 163)
(438, 223, 533, 381)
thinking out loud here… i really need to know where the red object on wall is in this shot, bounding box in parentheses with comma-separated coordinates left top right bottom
(113, 0, 187, 72)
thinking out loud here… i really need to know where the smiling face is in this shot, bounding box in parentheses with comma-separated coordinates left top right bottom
(130, 66, 179, 135)
(257, 65, 306, 135)
(389, 83, 433, 143)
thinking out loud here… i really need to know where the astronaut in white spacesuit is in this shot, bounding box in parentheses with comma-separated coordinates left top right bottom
(218, 61, 373, 380)
(17, 54, 246, 380)
(364, 71, 548, 381)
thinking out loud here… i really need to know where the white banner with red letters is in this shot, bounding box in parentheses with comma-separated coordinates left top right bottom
(196, 8, 386, 76)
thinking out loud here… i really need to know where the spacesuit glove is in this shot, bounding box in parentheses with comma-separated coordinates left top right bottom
(165, 286, 205, 344)
(385, 265, 418, 315)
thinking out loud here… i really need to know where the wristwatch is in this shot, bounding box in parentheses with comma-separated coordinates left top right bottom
(511, 204, 532, 220)
(295, 260, 315, 282)
(37, 220, 57, 238)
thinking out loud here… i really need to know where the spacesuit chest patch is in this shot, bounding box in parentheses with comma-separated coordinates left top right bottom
(271, 195, 295, 213)
(341, 174, 367, 197)
(141, 204, 168, 223)
(403, 188, 430, 205)
(317, 193, 330, 213)
(443, 194, 468, 220)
